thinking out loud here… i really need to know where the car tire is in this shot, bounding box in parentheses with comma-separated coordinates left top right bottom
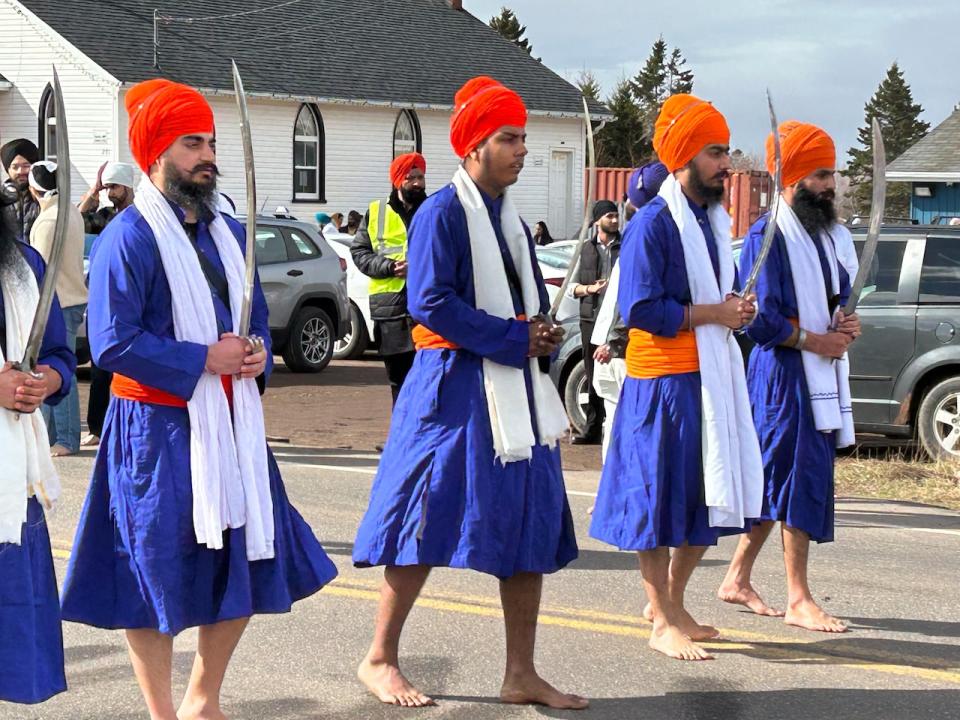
(917, 376, 960, 460)
(282, 307, 335, 373)
(332, 302, 369, 360)
(563, 359, 590, 437)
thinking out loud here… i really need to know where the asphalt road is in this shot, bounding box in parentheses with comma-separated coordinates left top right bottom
(3, 439, 959, 720)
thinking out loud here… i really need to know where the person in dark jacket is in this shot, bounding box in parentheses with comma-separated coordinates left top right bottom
(1, 138, 41, 242)
(350, 152, 427, 405)
(566, 199, 621, 444)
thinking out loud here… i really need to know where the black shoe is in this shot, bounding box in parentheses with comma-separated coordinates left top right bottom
(375, 443, 385, 453)
(571, 434, 600, 445)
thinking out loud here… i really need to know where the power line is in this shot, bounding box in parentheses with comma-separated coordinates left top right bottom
(157, 0, 306, 25)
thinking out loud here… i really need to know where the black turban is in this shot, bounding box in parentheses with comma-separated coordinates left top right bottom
(1, 138, 40, 170)
(591, 199, 618, 225)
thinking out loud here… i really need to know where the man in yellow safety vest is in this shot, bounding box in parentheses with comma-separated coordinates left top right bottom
(351, 153, 428, 405)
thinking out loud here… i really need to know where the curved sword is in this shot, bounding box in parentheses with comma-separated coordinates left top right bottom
(550, 96, 596, 322)
(740, 89, 782, 300)
(17, 66, 70, 374)
(842, 118, 886, 317)
(231, 59, 263, 353)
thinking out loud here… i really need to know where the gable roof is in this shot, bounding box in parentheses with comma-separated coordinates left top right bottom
(887, 108, 960, 181)
(18, 0, 606, 118)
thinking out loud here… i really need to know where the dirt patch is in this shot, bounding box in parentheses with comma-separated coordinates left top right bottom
(837, 455, 960, 511)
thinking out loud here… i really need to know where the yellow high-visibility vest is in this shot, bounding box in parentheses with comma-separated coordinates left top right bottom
(367, 199, 407, 296)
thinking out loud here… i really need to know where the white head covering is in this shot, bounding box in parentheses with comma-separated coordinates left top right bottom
(28, 160, 58, 199)
(101, 161, 136, 188)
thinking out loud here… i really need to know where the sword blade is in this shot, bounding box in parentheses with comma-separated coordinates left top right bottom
(740, 89, 782, 299)
(232, 59, 258, 339)
(843, 117, 886, 316)
(550, 96, 595, 321)
(19, 66, 70, 371)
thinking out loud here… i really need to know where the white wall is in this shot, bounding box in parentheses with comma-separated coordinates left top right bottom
(0, 0, 120, 198)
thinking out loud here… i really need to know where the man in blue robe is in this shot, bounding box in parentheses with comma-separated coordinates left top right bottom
(352, 76, 586, 710)
(0, 223, 75, 705)
(60, 79, 337, 720)
(589, 94, 761, 662)
(718, 122, 859, 633)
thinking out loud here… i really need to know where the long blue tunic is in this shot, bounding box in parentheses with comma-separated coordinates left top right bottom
(60, 205, 337, 636)
(589, 196, 740, 551)
(0, 242, 74, 704)
(352, 183, 578, 579)
(742, 216, 850, 543)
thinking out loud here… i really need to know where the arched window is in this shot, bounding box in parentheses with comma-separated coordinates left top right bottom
(38, 83, 57, 161)
(392, 109, 421, 158)
(293, 104, 324, 202)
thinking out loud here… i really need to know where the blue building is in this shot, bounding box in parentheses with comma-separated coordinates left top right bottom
(887, 107, 960, 224)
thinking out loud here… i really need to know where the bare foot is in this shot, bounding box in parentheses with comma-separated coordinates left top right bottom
(718, 581, 784, 617)
(177, 701, 227, 720)
(785, 600, 848, 633)
(51, 444, 76, 457)
(649, 621, 714, 661)
(500, 671, 588, 710)
(358, 657, 435, 707)
(675, 607, 720, 641)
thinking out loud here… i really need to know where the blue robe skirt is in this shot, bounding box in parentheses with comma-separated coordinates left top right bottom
(0, 497, 66, 704)
(748, 347, 836, 543)
(353, 349, 578, 579)
(60, 399, 338, 636)
(589, 372, 730, 551)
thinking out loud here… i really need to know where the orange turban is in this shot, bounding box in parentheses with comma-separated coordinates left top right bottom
(126, 78, 215, 172)
(449, 76, 527, 158)
(389, 152, 426, 188)
(653, 93, 730, 172)
(766, 121, 836, 187)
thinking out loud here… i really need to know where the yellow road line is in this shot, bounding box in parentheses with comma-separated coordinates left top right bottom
(51, 545, 960, 686)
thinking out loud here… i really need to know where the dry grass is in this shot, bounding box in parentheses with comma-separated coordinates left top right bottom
(836, 449, 960, 510)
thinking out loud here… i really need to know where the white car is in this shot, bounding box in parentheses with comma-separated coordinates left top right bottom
(326, 232, 377, 359)
(535, 245, 579, 322)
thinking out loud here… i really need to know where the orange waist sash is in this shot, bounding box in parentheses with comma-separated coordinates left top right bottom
(413, 314, 527, 351)
(112, 373, 234, 407)
(625, 328, 699, 378)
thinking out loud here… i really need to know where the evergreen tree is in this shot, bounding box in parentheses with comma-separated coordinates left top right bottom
(595, 78, 645, 167)
(844, 62, 930, 218)
(489, 7, 537, 59)
(574, 70, 602, 105)
(628, 37, 695, 161)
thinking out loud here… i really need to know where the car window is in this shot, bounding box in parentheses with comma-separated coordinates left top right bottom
(854, 239, 907, 306)
(919, 237, 960, 303)
(254, 226, 290, 265)
(285, 228, 320, 260)
(536, 251, 569, 269)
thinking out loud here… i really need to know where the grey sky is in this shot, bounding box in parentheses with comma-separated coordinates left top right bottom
(467, 0, 960, 165)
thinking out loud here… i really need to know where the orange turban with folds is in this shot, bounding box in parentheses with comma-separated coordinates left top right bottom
(389, 152, 426, 188)
(653, 93, 730, 172)
(766, 121, 836, 187)
(449, 76, 527, 158)
(126, 78, 215, 172)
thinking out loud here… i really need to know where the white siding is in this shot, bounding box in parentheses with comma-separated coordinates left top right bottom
(117, 95, 584, 238)
(0, 0, 119, 200)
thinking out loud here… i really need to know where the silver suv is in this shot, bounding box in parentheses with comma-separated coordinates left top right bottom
(247, 217, 349, 373)
(77, 217, 349, 374)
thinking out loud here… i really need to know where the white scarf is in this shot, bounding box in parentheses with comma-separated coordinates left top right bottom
(134, 180, 274, 560)
(451, 166, 569, 462)
(0, 253, 60, 544)
(776, 202, 855, 448)
(658, 174, 763, 528)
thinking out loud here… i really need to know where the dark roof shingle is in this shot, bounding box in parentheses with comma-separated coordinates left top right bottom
(888, 108, 960, 178)
(21, 0, 604, 116)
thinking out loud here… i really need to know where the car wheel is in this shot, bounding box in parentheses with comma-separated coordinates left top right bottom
(563, 359, 590, 437)
(332, 302, 369, 360)
(282, 307, 335, 373)
(917, 376, 960, 460)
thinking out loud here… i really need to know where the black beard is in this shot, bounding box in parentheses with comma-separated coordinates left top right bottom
(687, 162, 725, 204)
(400, 187, 427, 208)
(793, 185, 837, 236)
(162, 163, 219, 213)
